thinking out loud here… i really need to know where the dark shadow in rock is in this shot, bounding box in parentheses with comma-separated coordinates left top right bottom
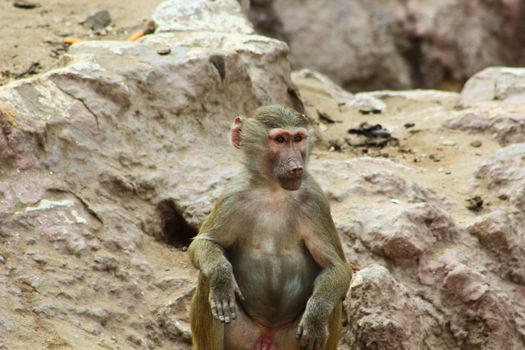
(156, 200, 197, 248)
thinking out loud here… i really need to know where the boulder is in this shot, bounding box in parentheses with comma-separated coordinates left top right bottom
(467, 209, 525, 285)
(445, 111, 525, 146)
(459, 67, 525, 106)
(250, 0, 525, 91)
(343, 265, 425, 349)
(473, 143, 525, 212)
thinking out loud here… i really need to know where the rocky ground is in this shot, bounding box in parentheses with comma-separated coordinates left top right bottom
(0, 0, 524, 349)
(0, 0, 160, 86)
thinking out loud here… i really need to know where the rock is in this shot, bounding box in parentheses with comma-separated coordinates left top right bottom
(440, 140, 456, 147)
(350, 93, 386, 114)
(473, 143, 525, 212)
(343, 265, 425, 349)
(311, 158, 458, 265)
(459, 67, 525, 107)
(2, 1, 525, 348)
(153, 0, 253, 34)
(156, 47, 171, 55)
(12, 0, 38, 9)
(445, 111, 525, 146)
(366, 89, 459, 107)
(468, 209, 525, 285)
(255, 1, 525, 91)
(465, 195, 484, 212)
(83, 10, 112, 31)
(291, 69, 354, 106)
(470, 140, 482, 148)
(418, 254, 525, 349)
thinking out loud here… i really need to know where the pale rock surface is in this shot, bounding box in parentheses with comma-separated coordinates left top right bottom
(153, 0, 254, 34)
(342, 265, 424, 350)
(473, 143, 525, 212)
(467, 209, 525, 285)
(459, 67, 525, 106)
(445, 67, 525, 145)
(311, 158, 458, 266)
(445, 111, 525, 146)
(291, 69, 354, 107)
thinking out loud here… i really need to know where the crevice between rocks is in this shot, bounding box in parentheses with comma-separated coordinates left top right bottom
(156, 200, 197, 249)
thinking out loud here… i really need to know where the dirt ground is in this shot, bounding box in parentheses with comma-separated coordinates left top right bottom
(0, 0, 161, 85)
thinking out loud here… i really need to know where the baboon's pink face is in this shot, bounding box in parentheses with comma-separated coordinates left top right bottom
(266, 128, 308, 191)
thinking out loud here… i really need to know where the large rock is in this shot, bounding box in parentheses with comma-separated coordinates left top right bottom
(0, 0, 299, 348)
(249, 0, 525, 91)
(418, 253, 525, 349)
(311, 158, 458, 266)
(310, 157, 525, 349)
(445, 111, 525, 146)
(459, 67, 525, 106)
(343, 265, 425, 349)
(467, 209, 525, 285)
(473, 143, 525, 212)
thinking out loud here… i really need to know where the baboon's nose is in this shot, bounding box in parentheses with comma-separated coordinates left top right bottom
(288, 166, 304, 177)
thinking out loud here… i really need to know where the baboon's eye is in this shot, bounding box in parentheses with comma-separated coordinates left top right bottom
(293, 135, 303, 143)
(276, 136, 286, 143)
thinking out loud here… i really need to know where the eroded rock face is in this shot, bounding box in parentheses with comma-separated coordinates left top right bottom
(311, 158, 458, 266)
(343, 265, 424, 350)
(309, 156, 525, 349)
(459, 67, 525, 107)
(250, 0, 525, 91)
(467, 209, 525, 285)
(0, 0, 298, 348)
(473, 143, 525, 212)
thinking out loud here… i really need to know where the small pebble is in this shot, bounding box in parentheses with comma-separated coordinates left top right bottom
(470, 140, 482, 148)
(84, 10, 112, 31)
(157, 47, 171, 55)
(498, 193, 509, 201)
(440, 140, 456, 147)
(328, 139, 342, 152)
(404, 122, 415, 128)
(13, 0, 38, 9)
(466, 195, 483, 212)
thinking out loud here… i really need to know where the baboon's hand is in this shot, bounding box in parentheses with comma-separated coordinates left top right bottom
(296, 300, 329, 350)
(208, 263, 244, 324)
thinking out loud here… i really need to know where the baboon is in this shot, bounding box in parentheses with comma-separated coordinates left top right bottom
(189, 105, 351, 350)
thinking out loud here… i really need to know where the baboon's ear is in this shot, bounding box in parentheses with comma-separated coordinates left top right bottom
(231, 116, 242, 149)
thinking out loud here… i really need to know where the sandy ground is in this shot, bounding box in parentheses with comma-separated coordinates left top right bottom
(0, 0, 161, 85)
